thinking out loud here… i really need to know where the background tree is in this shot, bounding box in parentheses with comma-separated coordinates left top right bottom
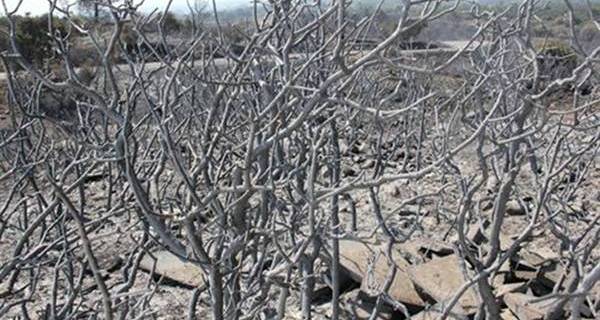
(77, 0, 105, 20)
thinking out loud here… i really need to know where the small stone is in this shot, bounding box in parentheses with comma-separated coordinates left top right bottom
(410, 303, 466, 320)
(503, 293, 551, 320)
(505, 200, 527, 216)
(342, 166, 358, 177)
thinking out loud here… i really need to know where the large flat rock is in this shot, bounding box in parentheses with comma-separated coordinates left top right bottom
(359, 248, 425, 306)
(139, 250, 204, 287)
(338, 240, 378, 283)
(338, 240, 425, 306)
(408, 254, 479, 315)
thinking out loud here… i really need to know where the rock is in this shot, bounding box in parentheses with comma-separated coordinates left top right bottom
(353, 155, 367, 164)
(359, 248, 425, 306)
(342, 165, 358, 177)
(482, 199, 529, 215)
(505, 200, 527, 216)
(360, 159, 376, 169)
(512, 260, 538, 282)
(534, 264, 597, 317)
(340, 289, 395, 320)
(385, 162, 397, 169)
(337, 240, 425, 306)
(519, 249, 558, 268)
(314, 265, 359, 305)
(105, 256, 124, 273)
(500, 308, 518, 319)
(514, 270, 538, 282)
(486, 177, 499, 194)
(382, 183, 402, 198)
(392, 151, 408, 161)
(539, 262, 565, 285)
(463, 220, 519, 252)
(395, 205, 425, 217)
(408, 255, 479, 315)
(499, 232, 517, 251)
(0, 281, 10, 299)
(511, 249, 562, 288)
(410, 303, 467, 320)
(503, 293, 552, 320)
(540, 264, 600, 302)
(340, 140, 350, 156)
(397, 239, 454, 262)
(337, 240, 379, 283)
(466, 219, 491, 245)
(350, 142, 368, 154)
(139, 250, 204, 287)
(492, 259, 511, 287)
(495, 282, 527, 298)
(83, 172, 108, 184)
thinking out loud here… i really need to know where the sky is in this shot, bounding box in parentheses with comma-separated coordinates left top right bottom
(2, 0, 248, 16)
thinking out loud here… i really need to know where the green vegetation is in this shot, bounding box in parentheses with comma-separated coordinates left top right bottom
(0, 15, 70, 67)
(534, 39, 578, 80)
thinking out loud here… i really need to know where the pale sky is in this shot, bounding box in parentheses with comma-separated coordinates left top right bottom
(2, 0, 248, 15)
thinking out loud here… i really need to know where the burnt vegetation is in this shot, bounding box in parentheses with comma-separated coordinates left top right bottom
(0, 0, 599, 320)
